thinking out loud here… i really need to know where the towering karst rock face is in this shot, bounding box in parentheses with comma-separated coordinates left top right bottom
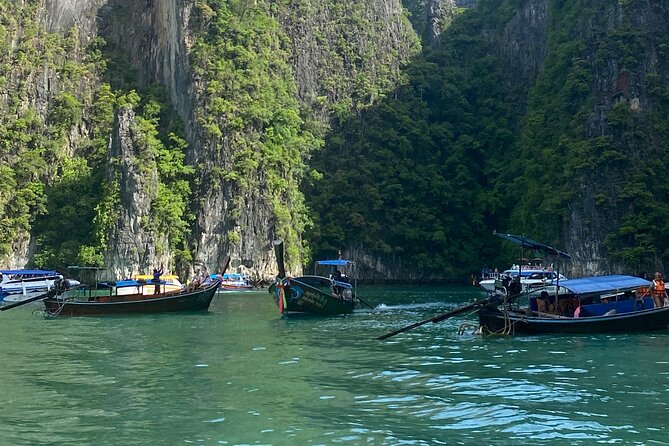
(95, 0, 215, 278)
(27, 0, 419, 280)
(493, 0, 549, 88)
(485, 0, 669, 277)
(559, 2, 669, 277)
(105, 106, 166, 278)
(3, 0, 666, 280)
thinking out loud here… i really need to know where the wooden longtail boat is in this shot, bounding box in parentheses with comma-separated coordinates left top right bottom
(478, 275, 669, 335)
(215, 273, 254, 291)
(474, 233, 669, 335)
(478, 303, 669, 334)
(269, 275, 357, 316)
(269, 240, 359, 316)
(42, 279, 221, 317)
(377, 233, 669, 340)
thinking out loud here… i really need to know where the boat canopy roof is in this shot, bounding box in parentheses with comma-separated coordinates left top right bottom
(0, 269, 59, 275)
(560, 275, 650, 295)
(316, 259, 355, 266)
(494, 231, 572, 259)
(116, 279, 143, 287)
(221, 273, 247, 279)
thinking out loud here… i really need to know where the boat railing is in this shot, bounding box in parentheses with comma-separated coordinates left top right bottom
(480, 271, 503, 280)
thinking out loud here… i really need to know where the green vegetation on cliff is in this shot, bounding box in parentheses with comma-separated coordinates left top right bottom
(307, 0, 669, 277)
(189, 0, 417, 268)
(191, 0, 323, 266)
(0, 2, 194, 271)
(306, 7, 517, 278)
(1, 0, 668, 279)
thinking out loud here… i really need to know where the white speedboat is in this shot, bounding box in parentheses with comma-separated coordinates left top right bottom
(478, 264, 568, 297)
(0, 269, 67, 303)
(477, 232, 571, 298)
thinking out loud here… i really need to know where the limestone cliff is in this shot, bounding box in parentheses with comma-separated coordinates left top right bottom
(2, 0, 667, 282)
(486, 0, 669, 277)
(105, 106, 167, 278)
(7, 0, 418, 281)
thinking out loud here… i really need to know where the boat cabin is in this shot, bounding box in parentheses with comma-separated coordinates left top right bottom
(527, 275, 652, 317)
(312, 259, 357, 301)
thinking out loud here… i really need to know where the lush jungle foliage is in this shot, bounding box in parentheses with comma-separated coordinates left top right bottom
(1, 0, 668, 279)
(306, 6, 518, 278)
(306, 0, 669, 278)
(189, 0, 324, 267)
(0, 2, 194, 272)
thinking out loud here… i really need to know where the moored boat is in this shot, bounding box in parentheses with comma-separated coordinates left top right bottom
(215, 273, 254, 291)
(477, 275, 669, 334)
(41, 279, 220, 317)
(478, 264, 568, 297)
(124, 274, 185, 295)
(269, 240, 361, 316)
(476, 232, 570, 298)
(0, 269, 74, 304)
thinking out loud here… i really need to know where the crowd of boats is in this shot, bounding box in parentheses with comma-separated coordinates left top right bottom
(0, 257, 255, 316)
(4, 232, 669, 338)
(269, 234, 669, 338)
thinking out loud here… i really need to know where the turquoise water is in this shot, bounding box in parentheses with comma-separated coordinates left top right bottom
(1, 286, 668, 445)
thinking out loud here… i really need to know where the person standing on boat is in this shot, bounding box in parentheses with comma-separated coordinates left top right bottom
(650, 272, 668, 307)
(330, 268, 350, 298)
(508, 276, 522, 297)
(152, 264, 164, 294)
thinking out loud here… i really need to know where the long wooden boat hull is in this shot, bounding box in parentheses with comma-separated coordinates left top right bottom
(42, 281, 219, 316)
(269, 277, 355, 316)
(478, 304, 669, 335)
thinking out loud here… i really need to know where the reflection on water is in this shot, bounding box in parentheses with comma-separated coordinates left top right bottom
(1, 286, 668, 445)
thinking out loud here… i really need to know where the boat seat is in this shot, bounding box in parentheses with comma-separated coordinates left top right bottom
(581, 297, 654, 317)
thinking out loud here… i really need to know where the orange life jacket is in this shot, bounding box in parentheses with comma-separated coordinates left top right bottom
(652, 279, 665, 296)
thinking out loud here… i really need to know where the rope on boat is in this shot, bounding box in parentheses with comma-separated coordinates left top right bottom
(476, 292, 521, 336)
(456, 307, 486, 335)
(42, 297, 67, 317)
(457, 322, 480, 335)
(497, 292, 524, 335)
(42, 282, 66, 317)
(477, 318, 520, 336)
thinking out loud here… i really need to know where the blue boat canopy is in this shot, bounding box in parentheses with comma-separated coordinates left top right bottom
(494, 231, 571, 259)
(559, 275, 650, 295)
(0, 269, 59, 276)
(220, 273, 248, 280)
(116, 279, 145, 287)
(316, 259, 355, 266)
